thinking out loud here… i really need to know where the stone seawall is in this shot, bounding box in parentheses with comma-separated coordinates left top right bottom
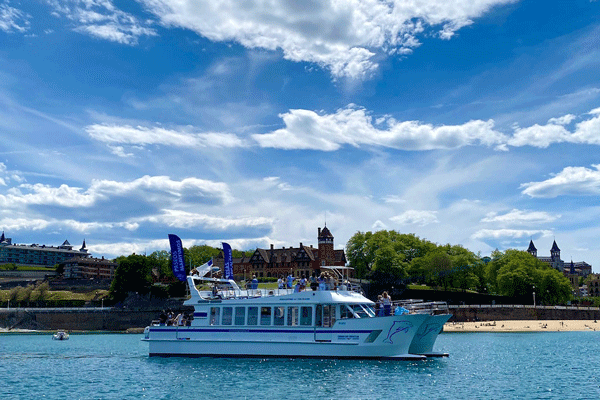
(449, 305, 600, 322)
(0, 308, 164, 331)
(3, 305, 600, 331)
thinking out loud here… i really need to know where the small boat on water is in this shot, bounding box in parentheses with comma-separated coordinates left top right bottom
(52, 330, 69, 340)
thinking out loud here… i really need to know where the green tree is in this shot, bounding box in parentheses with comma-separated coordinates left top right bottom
(346, 230, 435, 279)
(186, 245, 221, 269)
(346, 231, 375, 278)
(109, 254, 153, 302)
(148, 250, 172, 281)
(534, 268, 572, 305)
(488, 249, 572, 304)
(9, 286, 22, 302)
(36, 281, 50, 300)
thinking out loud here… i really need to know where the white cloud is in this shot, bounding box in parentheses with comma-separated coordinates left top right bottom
(481, 209, 559, 225)
(0, 3, 30, 33)
(139, 0, 516, 79)
(508, 108, 600, 148)
(547, 114, 576, 125)
(136, 209, 272, 230)
(471, 229, 553, 240)
(45, 0, 156, 45)
(253, 106, 506, 151)
(0, 175, 233, 208)
(390, 210, 439, 226)
(521, 164, 600, 198)
(508, 123, 571, 148)
(86, 124, 247, 149)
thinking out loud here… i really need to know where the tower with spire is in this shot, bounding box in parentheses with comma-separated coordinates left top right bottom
(550, 240, 560, 262)
(527, 240, 537, 258)
(318, 225, 335, 266)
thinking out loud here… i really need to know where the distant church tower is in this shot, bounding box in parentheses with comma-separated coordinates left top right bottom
(318, 226, 335, 266)
(550, 240, 560, 262)
(527, 240, 537, 258)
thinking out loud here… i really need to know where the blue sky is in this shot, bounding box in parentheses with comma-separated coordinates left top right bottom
(1, 0, 600, 269)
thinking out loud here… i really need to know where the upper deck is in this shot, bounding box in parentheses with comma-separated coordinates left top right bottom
(184, 275, 372, 307)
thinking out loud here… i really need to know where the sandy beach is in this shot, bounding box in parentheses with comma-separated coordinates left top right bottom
(444, 320, 600, 332)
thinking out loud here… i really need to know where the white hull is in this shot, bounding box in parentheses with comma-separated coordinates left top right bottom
(408, 313, 451, 356)
(143, 274, 450, 360)
(145, 313, 430, 359)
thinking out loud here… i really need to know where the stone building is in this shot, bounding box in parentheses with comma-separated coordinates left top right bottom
(587, 274, 600, 297)
(526, 239, 591, 277)
(0, 232, 90, 267)
(61, 256, 117, 280)
(214, 226, 347, 279)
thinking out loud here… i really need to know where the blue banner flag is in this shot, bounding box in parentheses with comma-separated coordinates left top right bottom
(168, 234, 187, 282)
(222, 242, 233, 280)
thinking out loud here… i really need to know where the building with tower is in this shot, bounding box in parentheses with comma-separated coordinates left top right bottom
(214, 226, 347, 279)
(0, 231, 90, 267)
(526, 239, 591, 277)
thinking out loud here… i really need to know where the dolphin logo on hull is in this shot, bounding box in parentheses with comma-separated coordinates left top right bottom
(416, 323, 442, 341)
(383, 320, 413, 344)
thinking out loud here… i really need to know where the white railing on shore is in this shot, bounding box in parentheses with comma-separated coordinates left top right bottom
(0, 307, 113, 313)
(448, 304, 600, 311)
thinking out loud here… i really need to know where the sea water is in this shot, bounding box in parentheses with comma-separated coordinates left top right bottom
(1, 332, 599, 399)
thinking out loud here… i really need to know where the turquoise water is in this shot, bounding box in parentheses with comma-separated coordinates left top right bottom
(1, 332, 599, 399)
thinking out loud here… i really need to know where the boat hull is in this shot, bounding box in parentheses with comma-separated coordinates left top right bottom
(144, 313, 429, 360)
(408, 313, 451, 356)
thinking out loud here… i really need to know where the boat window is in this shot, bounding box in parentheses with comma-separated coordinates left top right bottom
(340, 305, 355, 319)
(300, 306, 312, 326)
(210, 307, 220, 326)
(247, 307, 258, 325)
(260, 307, 272, 325)
(316, 305, 323, 327)
(222, 307, 233, 325)
(321, 305, 335, 327)
(287, 306, 299, 326)
(351, 304, 370, 318)
(363, 304, 376, 317)
(235, 307, 245, 325)
(274, 306, 285, 326)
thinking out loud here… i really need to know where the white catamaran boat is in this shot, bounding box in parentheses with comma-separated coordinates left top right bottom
(142, 237, 451, 359)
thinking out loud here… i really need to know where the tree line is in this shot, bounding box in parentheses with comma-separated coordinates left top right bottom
(346, 230, 573, 304)
(106, 231, 574, 305)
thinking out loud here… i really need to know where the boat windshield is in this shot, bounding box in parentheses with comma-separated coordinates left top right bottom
(342, 304, 375, 319)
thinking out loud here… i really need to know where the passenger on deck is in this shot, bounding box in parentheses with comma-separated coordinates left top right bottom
(382, 291, 392, 316)
(299, 275, 307, 291)
(251, 275, 259, 290)
(310, 273, 318, 291)
(328, 274, 336, 291)
(294, 281, 301, 293)
(287, 274, 294, 289)
(277, 276, 284, 289)
(318, 273, 326, 290)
